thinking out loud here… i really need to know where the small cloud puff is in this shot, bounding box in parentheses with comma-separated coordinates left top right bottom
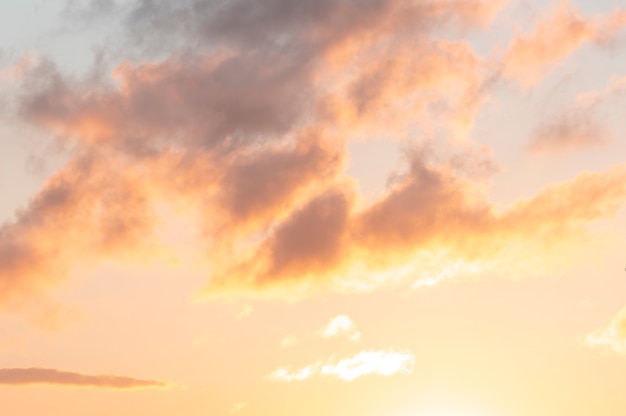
(280, 314, 360, 347)
(321, 315, 361, 341)
(587, 307, 626, 354)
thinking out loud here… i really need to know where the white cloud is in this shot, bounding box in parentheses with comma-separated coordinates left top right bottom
(587, 307, 626, 354)
(321, 315, 361, 341)
(267, 349, 415, 382)
(268, 365, 316, 382)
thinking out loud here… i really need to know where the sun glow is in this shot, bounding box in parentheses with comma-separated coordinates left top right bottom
(419, 410, 485, 416)
(397, 398, 497, 416)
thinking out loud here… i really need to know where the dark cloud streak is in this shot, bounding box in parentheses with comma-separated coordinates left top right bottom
(0, 368, 169, 389)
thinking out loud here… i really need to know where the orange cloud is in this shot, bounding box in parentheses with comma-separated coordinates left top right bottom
(207, 153, 626, 294)
(504, 165, 626, 227)
(529, 75, 626, 155)
(503, 0, 626, 86)
(0, 368, 170, 389)
(216, 186, 354, 291)
(215, 127, 344, 231)
(19, 0, 495, 153)
(4, 0, 626, 313)
(21, 53, 311, 153)
(0, 151, 157, 306)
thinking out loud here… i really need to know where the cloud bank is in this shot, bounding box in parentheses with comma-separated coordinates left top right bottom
(1, 0, 626, 312)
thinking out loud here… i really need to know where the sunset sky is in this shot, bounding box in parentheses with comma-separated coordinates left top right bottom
(1, 0, 626, 415)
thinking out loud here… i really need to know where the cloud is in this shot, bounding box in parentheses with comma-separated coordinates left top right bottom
(216, 128, 344, 230)
(126, 0, 505, 54)
(0, 52, 38, 83)
(587, 308, 626, 355)
(529, 75, 626, 155)
(267, 349, 414, 382)
(3, 0, 626, 314)
(503, 165, 626, 227)
(63, 0, 119, 21)
(20, 54, 312, 155)
(0, 150, 159, 307)
(503, 0, 626, 86)
(321, 315, 361, 341)
(529, 112, 612, 155)
(576, 76, 626, 107)
(0, 368, 170, 389)
(256, 187, 353, 284)
(17, 0, 496, 153)
(208, 144, 626, 294)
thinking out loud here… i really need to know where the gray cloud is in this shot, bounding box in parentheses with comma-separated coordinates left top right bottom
(64, 0, 118, 20)
(126, 0, 494, 51)
(0, 368, 170, 389)
(529, 111, 612, 155)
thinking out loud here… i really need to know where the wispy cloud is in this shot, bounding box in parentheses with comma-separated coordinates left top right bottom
(529, 75, 626, 155)
(503, 0, 626, 86)
(528, 113, 612, 156)
(0, 368, 171, 389)
(267, 349, 414, 382)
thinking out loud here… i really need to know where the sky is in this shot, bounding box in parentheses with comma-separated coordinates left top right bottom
(1, 0, 626, 415)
